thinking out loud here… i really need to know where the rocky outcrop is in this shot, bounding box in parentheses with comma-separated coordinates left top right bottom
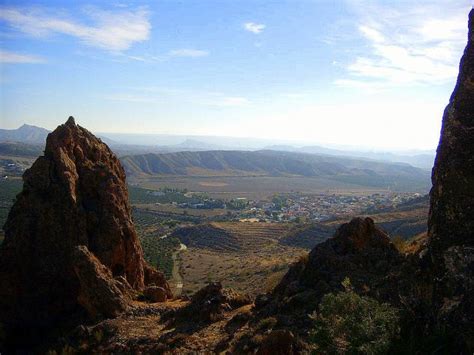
(273, 217, 403, 304)
(240, 217, 408, 353)
(242, 217, 404, 350)
(427, 8, 474, 348)
(429, 9, 474, 257)
(0, 117, 170, 337)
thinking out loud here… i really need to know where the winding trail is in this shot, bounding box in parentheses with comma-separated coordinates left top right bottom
(171, 243, 187, 296)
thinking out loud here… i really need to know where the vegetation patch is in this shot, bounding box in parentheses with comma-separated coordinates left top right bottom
(132, 208, 181, 279)
(310, 278, 400, 354)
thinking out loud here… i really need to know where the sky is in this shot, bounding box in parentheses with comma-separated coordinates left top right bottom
(0, 0, 472, 150)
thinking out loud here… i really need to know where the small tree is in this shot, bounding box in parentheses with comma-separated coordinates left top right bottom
(310, 278, 399, 354)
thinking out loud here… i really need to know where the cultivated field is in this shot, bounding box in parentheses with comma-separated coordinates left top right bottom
(173, 222, 307, 296)
(134, 203, 228, 218)
(132, 175, 392, 200)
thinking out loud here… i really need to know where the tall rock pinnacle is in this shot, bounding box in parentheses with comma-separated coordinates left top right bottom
(0, 117, 171, 338)
(427, 8, 474, 347)
(428, 9, 474, 261)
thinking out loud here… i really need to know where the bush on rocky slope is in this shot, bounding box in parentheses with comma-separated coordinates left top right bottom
(310, 278, 399, 354)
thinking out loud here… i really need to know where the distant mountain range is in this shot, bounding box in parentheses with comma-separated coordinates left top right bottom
(265, 145, 435, 170)
(121, 150, 431, 190)
(0, 123, 435, 170)
(0, 124, 50, 145)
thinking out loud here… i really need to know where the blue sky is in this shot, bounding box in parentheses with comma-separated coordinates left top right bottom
(0, 0, 472, 149)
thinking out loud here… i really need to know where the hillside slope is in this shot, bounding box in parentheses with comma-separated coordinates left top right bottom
(0, 142, 44, 157)
(121, 150, 430, 190)
(0, 124, 50, 144)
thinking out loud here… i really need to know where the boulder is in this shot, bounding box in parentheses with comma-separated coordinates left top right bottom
(176, 282, 252, 323)
(144, 286, 168, 303)
(73, 245, 131, 319)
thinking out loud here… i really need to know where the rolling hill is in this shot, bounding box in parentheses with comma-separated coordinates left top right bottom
(266, 145, 435, 169)
(120, 150, 431, 190)
(0, 124, 50, 145)
(0, 142, 44, 157)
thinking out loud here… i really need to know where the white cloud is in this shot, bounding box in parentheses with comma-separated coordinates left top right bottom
(337, 2, 470, 87)
(104, 88, 249, 108)
(358, 25, 384, 43)
(243, 22, 265, 34)
(0, 49, 45, 63)
(168, 49, 209, 57)
(0, 6, 150, 51)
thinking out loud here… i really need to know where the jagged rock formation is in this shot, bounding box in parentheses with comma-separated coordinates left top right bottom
(427, 8, 474, 348)
(275, 218, 403, 294)
(0, 117, 171, 340)
(253, 217, 405, 335)
(274, 217, 402, 301)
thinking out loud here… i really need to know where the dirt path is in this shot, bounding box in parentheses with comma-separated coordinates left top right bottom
(171, 243, 187, 296)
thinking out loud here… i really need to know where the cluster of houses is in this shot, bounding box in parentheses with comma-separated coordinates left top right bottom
(144, 187, 423, 223)
(1, 160, 25, 179)
(228, 192, 423, 222)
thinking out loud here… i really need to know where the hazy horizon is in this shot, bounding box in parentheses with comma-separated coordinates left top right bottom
(1, 0, 472, 150)
(2, 121, 437, 153)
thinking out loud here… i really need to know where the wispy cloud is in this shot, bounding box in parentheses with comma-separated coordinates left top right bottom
(104, 88, 250, 107)
(0, 6, 150, 52)
(168, 49, 209, 57)
(337, 2, 470, 88)
(0, 49, 45, 63)
(243, 22, 265, 34)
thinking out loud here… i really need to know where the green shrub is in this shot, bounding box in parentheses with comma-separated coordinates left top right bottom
(310, 278, 400, 354)
(257, 317, 278, 330)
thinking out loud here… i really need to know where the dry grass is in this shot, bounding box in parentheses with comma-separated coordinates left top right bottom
(177, 222, 306, 296)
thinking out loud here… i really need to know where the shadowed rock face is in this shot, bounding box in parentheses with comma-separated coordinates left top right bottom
(428, 9, 474, 264)
(0, 117, 170, 332)
(72, 245, 132, 319)
(427, 9, 474, 346)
